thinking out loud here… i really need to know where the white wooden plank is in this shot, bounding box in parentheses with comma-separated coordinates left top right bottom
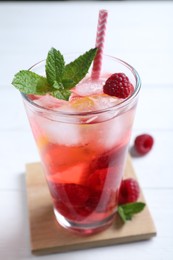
(130, 130, 173, 188)
(0, 87, 28, 131)
(0, 131, 39, 190)
(134, 85, 173, 130)
(0, 2, 173, 85)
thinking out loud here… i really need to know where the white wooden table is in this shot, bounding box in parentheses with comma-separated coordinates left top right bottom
(0, 1, 173, 259)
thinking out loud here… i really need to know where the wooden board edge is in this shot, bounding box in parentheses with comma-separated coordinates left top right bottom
(32, 231, 156, 255)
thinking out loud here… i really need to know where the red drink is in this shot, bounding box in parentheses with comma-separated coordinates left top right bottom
(22, 54, 141, 234)
(41, 125, 128, 223)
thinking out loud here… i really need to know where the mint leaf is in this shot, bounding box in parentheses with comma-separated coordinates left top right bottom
(118, 202, 146, 222)
(46, 48, 65, 86)
(62, 48, 97, 88)
(50, 89, 71, 101)
(53, 81, 64, 90)
(62, 79, 74, 88)
(12, 70, 51, 94)
(117, 206, 127, 222)
(51, 81, 71, 100)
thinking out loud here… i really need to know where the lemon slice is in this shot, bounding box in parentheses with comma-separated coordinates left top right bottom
(70, 96, 95, 112)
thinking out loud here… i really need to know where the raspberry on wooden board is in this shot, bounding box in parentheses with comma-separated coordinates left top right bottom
(118, 178, 140, 205)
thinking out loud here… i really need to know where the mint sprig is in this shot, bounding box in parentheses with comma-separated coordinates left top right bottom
(118, 202, 146, 222)
(12, 70, 52, 95)
(12, 47, 97, 101)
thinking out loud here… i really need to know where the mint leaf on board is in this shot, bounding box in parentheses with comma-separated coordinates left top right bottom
(118, 202, 146, 222)
(46, 48, 65, 86)
(62, 48, 97, 88)
(12, 70, 51, 94)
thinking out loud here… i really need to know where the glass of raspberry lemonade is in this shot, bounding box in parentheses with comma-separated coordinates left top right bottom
(14, 50, 141, 235)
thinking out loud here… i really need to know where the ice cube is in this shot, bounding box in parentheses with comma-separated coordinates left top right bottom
(97, 113, 132, 150)
(38, 116, 81, 146)
(91, 94, 122, 110)
(72, 77, 105, 97)
(33, 94, 68, 110)
(101, 118, 123, 149)
(88, 94, 122, 122)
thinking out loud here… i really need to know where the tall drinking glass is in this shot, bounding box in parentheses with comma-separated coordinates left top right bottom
(22, 54, 141, 235)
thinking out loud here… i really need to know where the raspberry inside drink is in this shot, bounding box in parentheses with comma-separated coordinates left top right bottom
(41, 132, 128, 223)
(22, 55, 140, 234)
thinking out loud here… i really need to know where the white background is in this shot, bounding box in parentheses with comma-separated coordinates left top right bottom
(0, 1, 173, 259)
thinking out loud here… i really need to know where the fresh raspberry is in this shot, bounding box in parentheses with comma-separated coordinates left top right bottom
(118, 178, 140, 205)
(103, 73, 134, 98)
(134, 134, 154, 155)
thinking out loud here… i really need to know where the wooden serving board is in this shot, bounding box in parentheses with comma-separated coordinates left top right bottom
(25, 156, 156, 255)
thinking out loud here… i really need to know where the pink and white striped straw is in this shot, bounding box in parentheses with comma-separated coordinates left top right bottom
(91, 9, 108, 80)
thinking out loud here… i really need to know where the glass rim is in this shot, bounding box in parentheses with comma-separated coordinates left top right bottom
(21, 54, 141, 117)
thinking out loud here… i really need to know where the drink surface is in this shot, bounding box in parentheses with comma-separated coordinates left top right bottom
(25, 75, 136, 228)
